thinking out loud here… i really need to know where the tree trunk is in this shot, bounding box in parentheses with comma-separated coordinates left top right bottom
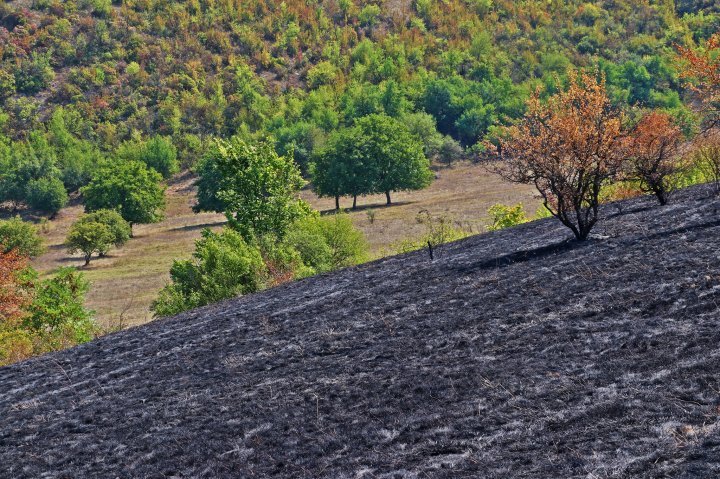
(352, 195, 357, 209)
(335, 196, 340, 210)
(84, 254, 91, 266)
(385, 191, 392, 205)
(129, 223, 134, 238)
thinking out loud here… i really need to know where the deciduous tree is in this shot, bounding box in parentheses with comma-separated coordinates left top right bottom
(678, 34, 720, 130)
(624, 111, 685, 205)
(490, 72, 625, 240)
(194, 137, 311, 239)
(81, 161, 166, 234)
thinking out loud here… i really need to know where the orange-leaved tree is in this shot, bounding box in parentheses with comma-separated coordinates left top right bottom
(490, 71, 626, 241)
(624, 111, 685, 206)
(678, 34, 720, 131)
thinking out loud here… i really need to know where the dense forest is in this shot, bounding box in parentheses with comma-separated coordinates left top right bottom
(2, 0, 720, 364)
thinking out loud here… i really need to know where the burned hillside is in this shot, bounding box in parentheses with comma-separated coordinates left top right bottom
(2, 185, 720, 478)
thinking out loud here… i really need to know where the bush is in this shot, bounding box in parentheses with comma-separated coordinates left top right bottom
(152, 228, 266, 317)
(23, 267, 96, 348)
(25, 176, 69, 217)
(0, 217, 45, 257)
(487, 204, 529, 231)
(285, 213, 368, 275)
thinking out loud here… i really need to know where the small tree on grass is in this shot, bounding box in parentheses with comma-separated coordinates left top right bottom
(66, 221, 115, 265)
(0, 217, 45, 257)
(490, 71, 626, 241)
(358, 114, 433, 205)
(75, 209, 131, 252)
(81, 160, 166, 236)
(624, 111, 685, 205)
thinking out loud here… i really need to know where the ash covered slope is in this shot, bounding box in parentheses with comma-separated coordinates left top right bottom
(3, 187, 720, 478)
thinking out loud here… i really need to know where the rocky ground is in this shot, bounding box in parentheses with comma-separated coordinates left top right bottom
(2, 185, 720, 478)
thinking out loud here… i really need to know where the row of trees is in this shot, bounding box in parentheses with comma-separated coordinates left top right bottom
(311, 114, 433, 209)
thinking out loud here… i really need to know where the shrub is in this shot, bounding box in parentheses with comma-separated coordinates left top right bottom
(285, 213, 368, 274)
(23, 268, 96, 347)
(25, 176, 69, 217)
(117, 135, 179, 179)
(15, 52, 55, 95)
(152, 228, 266, 317)
(693, 140, 720, 194)
(624, 111, 685, 205)
(0, 217, 45, 257)
(487, 204, 528, 231)
(491, 72, 626, 240)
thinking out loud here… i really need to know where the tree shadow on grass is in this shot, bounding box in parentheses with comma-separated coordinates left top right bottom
(319, 200, 415, 216)
(169, 219, 227, 232)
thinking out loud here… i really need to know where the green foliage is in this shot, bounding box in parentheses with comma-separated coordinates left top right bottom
(152, 228, 266, 317)
(285, 214, 368, 274)
(82, 160, 166, 228)
(487, 203, 529, 231)
(15, 52, 55, 95)
(117, 135, 179, 179)
(311, 114, 433, 206)
(194, 137, 311, 239)
(74, 209, 131, 248)
(66, 220, 116, 265)
(22, 268, 95, 346)
(393, 211, 470, 254)
(25, 177, 69, 216)
(0, 217, 45, 257)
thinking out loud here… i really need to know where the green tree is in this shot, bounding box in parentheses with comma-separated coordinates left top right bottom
(356, 114, 433, 205)
(151, 228, 266, 317)
(81, 160, 166, 234)
(194, 137, 311, 239)
(117, 135, 179, 179)
(25, 176, 69, 217)
(74, 209, 131, 251)
(22, 267, 96, 346)
(311, 127, 373, 210)
(66, 220, 115, 265)
(0, 217, 45, 257)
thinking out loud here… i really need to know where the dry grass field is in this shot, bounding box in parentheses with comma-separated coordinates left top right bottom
(30, 164, 537, 328)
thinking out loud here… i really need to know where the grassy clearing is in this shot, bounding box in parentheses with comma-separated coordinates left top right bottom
(30, 164, 537, 327)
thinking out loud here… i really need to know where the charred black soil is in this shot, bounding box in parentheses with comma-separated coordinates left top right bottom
(3, 185, 720, 478)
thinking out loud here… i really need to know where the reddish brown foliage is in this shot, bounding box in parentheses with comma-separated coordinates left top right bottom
(678, 34, 720, 130)
(491, 71, 625, 240)
(625, 111, 685, 205)
(0, 250, 30, 325)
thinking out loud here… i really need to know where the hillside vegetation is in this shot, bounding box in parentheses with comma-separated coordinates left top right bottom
(2, 185, 720, 477)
